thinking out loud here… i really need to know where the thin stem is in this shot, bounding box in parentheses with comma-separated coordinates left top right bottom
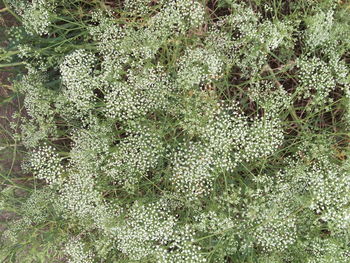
(2, 0, 21, 21)
(0, 62, 25, 68)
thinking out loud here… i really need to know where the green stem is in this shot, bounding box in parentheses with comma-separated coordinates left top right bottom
(0, 62, 25, 68)
(0, 50, 21, 60)
(2, 0, 21, 22)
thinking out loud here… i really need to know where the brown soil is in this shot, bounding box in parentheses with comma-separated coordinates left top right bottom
(0, 1, 23, 175)
(0, 3, 22, 231)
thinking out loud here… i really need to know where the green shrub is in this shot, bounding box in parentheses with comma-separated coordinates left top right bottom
(1, 0, 350, 262)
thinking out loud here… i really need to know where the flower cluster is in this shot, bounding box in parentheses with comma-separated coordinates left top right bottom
(65, 238, 95, 263)
(307, 161, 350, 233)
(15, 70, 57, 147)
(104, 125, 164, 189)
(251, 208, 298, 252)
(2, 189, 56, 245)
(149, 0, 205, 36)
(241, 116, 284, 162)
(171, 100, 283, 199)
(304, 10, 334, 50)
(20, 189, 54, 224)
(112, 201, 177, 260)
(104, 65, 173, 120)
(170, 141, 215, 199)
(27, 144, 64, 186)
(221, 3, 294, 77)
(249, 80, 292, 116)
(69, 120, 113, 174)
(60, 50, 99, 112)
(296, 56, 336, 108)
(124, 0, 165, 16)
(15, 70, 54, 122)
(176, 48, 224, 90)
(57, 170, 115, 230)
(111, 200, 205, 263)
(9, 0, 56, 35)
(303, 237, 350, 263)
(199, 104, 247, 171)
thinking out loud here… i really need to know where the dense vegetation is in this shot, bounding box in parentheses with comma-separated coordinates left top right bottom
(0, 0, 350, 262)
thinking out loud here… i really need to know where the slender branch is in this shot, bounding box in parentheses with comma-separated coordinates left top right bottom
(0, 62, 25, 68)
(2, 0, 21, 22)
